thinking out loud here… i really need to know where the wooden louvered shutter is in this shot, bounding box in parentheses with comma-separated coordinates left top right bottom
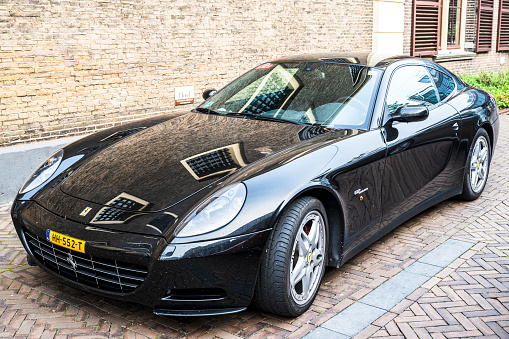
(497, 0, 509, 51)
(412, 0, 441, 56)
(476, 0, 495, 52)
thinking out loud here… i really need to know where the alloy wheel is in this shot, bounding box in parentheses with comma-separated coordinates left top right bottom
(290, 210, 325, 305)
(469, 135, 489, 193)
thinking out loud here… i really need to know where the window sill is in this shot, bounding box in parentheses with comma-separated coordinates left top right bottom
(432, 52, 476, 63)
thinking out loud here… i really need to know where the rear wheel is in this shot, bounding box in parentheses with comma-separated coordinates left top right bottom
(459, 128, 491, 201)
(254, 197, 327, 316)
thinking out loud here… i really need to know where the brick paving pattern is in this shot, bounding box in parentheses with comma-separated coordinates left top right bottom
(0, 115, 508, 338)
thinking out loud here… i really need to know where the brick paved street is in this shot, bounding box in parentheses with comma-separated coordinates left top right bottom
(0, 115, 509, 338)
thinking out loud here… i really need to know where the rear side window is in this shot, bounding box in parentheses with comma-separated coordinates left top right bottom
(427, 67, 455, 101)
(386, 65, 440, 114)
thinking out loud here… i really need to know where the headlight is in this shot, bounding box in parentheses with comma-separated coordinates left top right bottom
(19, 149, 64, 194)
(176, 183, 247, 237)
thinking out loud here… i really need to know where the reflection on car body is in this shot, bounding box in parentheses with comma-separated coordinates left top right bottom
(11, 53, 499, 317)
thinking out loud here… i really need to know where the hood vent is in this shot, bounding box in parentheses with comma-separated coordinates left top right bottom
(58, 113, 306, 214)
(180, 143, 248, 181)
(91, 193, 149, 224)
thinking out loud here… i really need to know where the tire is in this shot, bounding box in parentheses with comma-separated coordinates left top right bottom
(459, 128, 491, 201)
(254, 196, 328, 316)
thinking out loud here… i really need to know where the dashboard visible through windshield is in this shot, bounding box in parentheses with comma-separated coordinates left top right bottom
(197, 62, 383, 129)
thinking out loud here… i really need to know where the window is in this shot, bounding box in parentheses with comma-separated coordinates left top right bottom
(427, 67, 455, 101)
(386, 66, 440, 114)
(412, 0, 498, 55)
(447, 0, 462, 48)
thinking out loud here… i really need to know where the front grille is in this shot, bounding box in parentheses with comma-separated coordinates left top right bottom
(24, 230, 148, 293)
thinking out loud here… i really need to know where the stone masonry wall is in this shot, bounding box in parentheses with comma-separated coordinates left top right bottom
(0, 0, 373, 147)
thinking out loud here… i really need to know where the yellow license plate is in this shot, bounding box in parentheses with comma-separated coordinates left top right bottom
(46, 230, 86, 253)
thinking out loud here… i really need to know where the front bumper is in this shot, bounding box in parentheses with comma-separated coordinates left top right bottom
(11, 200, 271, 316)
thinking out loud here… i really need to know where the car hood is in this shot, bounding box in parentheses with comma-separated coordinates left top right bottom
(59, 112, 318, 213)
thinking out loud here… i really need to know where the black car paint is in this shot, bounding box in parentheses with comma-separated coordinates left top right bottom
(11, 55, 499, 316)
(12, 200, 268, 313)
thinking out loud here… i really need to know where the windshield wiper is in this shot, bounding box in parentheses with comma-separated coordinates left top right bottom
(225, 112, 310, 126)
(195, 108, 312, 126)
(194, 107, 224, 115)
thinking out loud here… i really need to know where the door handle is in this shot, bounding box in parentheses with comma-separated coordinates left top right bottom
(452, 122, 459, 131)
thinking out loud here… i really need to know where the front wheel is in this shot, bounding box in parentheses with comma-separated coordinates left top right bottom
(254, 197, 328, 316)
(459, 128, 491, 201)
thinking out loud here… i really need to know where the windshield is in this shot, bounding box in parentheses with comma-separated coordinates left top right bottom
(198, 62, 383, 129)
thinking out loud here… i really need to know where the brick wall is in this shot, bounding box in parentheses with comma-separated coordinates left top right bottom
(464, 0, 477, 52)
(434, 51, 509, 75)
(403, 0, 509, 75)
(0, 0, 373, 147)
(403, 0, 412, 55)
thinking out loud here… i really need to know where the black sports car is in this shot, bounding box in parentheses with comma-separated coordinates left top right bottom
(11, 54, 499, 317)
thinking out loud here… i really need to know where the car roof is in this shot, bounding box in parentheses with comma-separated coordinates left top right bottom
(272, 53, 422, 69)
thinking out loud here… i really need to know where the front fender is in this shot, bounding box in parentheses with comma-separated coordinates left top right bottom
(170, 144, 339, 244)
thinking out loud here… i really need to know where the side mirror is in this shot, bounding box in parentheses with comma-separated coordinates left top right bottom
(202, 89, 217, 100)
(387, 105, 429, 124)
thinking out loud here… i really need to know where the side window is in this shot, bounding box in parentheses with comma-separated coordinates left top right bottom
(386, 66, 440, 114)
(426, 67, 455, 101)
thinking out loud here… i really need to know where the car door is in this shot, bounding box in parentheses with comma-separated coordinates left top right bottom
(328, 128, 387, 263)
(380, 65, 461, 229)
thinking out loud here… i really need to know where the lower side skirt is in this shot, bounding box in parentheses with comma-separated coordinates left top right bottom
(340, 184, 463, 266)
